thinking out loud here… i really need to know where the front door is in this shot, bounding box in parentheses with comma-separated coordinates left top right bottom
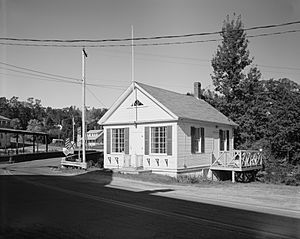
(130, 126, 144, 167)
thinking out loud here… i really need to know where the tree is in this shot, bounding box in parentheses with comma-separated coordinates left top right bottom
(10, 118, 21, 129)
(260, 78, 300, 164)
(211, 14, 253, 102)
(211, 14, 262, 148)
(27, 119, 44, 132)
(86, 107, 107, 130)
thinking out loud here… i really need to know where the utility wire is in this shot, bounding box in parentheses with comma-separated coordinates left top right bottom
(1, 29, 299, 47)
(0, 67, 127, 89)
(1, 20, 300, 43)
(257, 64, 300, 71)
(0, 66, 78, 83)
(0, 61, 81, 81)
(101, 49, 300, 72)
(0, 61, 130, 85)
(86, 86, 107, 107)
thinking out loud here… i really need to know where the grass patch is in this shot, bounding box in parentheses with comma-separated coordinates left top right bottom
(112, 172, 219, 186)
(113, 172, 178, 184)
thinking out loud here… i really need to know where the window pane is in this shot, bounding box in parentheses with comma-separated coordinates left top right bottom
(112, 128, 125, 153)
(151, 126, 166, 154)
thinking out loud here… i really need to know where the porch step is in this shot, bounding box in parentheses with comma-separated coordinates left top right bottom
(113, 167, 152, 175)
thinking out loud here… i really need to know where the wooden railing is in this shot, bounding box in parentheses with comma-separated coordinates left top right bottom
(211, 150, 263, 170)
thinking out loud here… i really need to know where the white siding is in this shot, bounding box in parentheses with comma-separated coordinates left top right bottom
(103, 122, 178, 172)
(105, 88, 175, 124)
(177, 122, 234, 169)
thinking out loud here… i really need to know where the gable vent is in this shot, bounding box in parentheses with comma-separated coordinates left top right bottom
(131, 99, 143, 106)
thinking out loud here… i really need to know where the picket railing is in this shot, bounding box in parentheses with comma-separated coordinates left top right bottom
(211, 150, 263, 171)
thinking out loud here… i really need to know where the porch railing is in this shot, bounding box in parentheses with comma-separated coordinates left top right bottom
(211, 150, 263, 170)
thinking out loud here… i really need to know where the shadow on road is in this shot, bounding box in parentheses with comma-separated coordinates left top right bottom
(0, 171, 299, 239)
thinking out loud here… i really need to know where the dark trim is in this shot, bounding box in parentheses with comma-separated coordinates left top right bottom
(144, 127, 149, 155)
(102, 120, 178, 127)
(179, 118, 238, 127)
(167, 125, 172, 156)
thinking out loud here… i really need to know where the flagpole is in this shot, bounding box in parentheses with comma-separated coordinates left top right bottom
(72, 116, 75, 143)
(131, 25, 134, 84)
(82, 48, 87, 169)
(131, 25, 138, 127)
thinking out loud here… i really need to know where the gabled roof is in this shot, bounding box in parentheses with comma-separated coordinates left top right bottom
(136, 82, 237, 126)
(99, 82, 237, 127)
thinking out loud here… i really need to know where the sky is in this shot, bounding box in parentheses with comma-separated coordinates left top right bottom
(0, 0, 300, 109)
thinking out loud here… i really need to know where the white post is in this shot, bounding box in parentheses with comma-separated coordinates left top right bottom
(72, 116, 75, 143)
(131, 25, 134, 84)
(232, 170, 235, 183)
(131, 25, 138, 126)
(82, 48, 87, 169)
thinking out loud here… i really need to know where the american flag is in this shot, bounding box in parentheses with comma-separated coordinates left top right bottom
(65, 138, 72, 150)
(63, 138, 74, 156)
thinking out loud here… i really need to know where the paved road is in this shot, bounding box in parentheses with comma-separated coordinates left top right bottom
(1, 171, 299, 239)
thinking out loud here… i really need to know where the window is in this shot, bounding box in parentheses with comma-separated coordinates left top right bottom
(191, 127, 205, 153)
(219, 129, 230, 151)
(151, 127, 166, 154)
(112, 128, 125, 153)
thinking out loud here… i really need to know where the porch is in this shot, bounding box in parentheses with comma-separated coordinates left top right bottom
(210, 150, 263, 182)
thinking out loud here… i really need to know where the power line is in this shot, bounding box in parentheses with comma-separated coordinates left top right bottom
(0, 67, 127, 90)
(1, 29, 299, 48)
(86, 86, 107, 107)
(0, 66, 78, 84)
(0, 71, 79, 85)
(0, 60, 130, 86)
(101, 48, 300, 73)
(257, 64, 300, 71)
(1, 20, 300, 43)
(0, 61, 81, 81)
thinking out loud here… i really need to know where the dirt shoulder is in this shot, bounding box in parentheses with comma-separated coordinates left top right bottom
(108, 174, 300, 219)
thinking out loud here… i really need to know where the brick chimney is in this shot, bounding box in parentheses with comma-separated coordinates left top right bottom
(194, 82, 201, 99)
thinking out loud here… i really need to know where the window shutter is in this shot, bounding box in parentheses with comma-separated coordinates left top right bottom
(124, 127, 129, 154)
(106, 128, 111, 154)
(201, 127, 205, 153)
(144, 127, 149, 155)
(226, 130, 230, 151)
(167, 125, 172, 155)
(191, 127, 195, 153)
(219, 129, 224, 151)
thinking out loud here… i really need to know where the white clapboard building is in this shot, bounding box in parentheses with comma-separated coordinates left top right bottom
(98, 81, 242, 178)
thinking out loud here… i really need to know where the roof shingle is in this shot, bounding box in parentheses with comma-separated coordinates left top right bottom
(137, 82, 237, 126)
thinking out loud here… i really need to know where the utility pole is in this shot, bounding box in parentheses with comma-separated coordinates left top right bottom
(82, 48, 88, 169)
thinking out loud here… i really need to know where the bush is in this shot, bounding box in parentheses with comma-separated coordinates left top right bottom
(284, 177, 298, 186)
(261, 163, 299, 186)
(176, 175, 207, 184)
